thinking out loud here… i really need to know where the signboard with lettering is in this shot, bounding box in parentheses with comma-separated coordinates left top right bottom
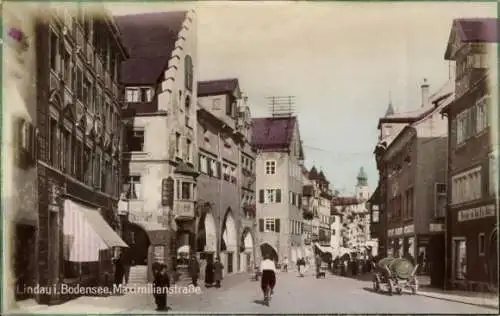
(395, 227, 403, 236)
(429, 223, 444, 232)
(458, 205, 496, 222)
(403, 224, 414, 235)
(161, 177, 174, 207)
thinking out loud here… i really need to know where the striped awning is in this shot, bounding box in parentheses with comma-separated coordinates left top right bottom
(63, 199, 128, 262)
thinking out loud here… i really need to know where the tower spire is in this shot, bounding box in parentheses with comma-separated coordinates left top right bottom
(385, 91, 395, 117)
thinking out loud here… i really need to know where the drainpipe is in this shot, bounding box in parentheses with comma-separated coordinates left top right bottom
(217, 128, 223, 257)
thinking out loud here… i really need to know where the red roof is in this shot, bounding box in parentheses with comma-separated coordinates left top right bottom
(454, 18, 499, 43)
(331, 196, 359, 206)
(251, 116, 297, 150)
(198, 78, 239, 96)
(115, 11, 188, 85)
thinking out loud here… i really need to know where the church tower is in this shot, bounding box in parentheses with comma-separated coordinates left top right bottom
(355, 167, 370, 201)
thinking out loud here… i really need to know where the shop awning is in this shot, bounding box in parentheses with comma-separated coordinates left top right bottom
(314, 243, 336, 255)
(63, 199, 128, 262)
(130, 220, 169, 245)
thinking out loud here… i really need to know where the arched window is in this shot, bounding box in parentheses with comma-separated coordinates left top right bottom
(184, 55, 193, 91)
(185, 96, 191, 127)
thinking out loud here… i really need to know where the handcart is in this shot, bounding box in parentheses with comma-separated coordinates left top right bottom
(372, 257, 419, 295)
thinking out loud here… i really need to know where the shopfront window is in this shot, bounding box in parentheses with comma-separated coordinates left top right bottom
(453, 238, 467, 280)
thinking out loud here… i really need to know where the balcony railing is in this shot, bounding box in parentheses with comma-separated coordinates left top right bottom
(174, 200, 195, 220)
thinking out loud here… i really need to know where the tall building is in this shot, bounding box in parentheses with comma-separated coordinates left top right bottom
(252, 116, 305, 263)
(196, 78, 257, 276)
(441, 18, 498, 292)
(115, 10, 198, 280)
(35, 6, 129, 304)
(383, 79, 454, 288)
(3, 3, 38, 310)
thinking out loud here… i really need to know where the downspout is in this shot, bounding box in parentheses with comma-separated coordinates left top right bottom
(217, 127, 223, 257)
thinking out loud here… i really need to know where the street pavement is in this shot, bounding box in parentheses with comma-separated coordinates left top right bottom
(13, 269, 498, 314)
(124, 270, 497, 314)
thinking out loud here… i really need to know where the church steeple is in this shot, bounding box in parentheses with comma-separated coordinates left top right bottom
(356, 167, 368, 187)
(385, 92, 395, 117)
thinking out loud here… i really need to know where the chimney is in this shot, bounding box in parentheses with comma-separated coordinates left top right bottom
(421, 78, 429, 107)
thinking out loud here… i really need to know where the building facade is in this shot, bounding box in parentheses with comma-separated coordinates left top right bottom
(196, 78, 257, 276)
(35, 6, 129, 304)
(115, 11, 198, 280)
(442, 18, 498, 291)
(383, 80, 454, 288)
(3, 3, 39, 310)
(252, 116, 305, 263)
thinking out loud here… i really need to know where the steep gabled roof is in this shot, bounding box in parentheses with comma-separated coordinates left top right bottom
(198, 78, 239, 96)
(251, 116, 297, 150)
(115, 11, 187, 85)
(444, 18, 499, 60)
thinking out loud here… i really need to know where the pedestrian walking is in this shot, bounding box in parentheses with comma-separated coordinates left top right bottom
(213, 257, 224, 288)
(121, 248, 132, 285)
(113, 252, 124, 288)
(297, 257, 305, 277)
(282, 256, 289, 272)
(205, 257, 215, 287)
(188, 255, 200, 286)
(153, 263, 170, 311)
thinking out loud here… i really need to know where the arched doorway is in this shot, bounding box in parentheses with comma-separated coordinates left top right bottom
(128, 223, 151, 265)
(260, 243, 278, 262)
(197, 210, 217, 259)
(488, 228, 498, 289)
(240, 228, 255, 272)
(221, 209, 237, 273)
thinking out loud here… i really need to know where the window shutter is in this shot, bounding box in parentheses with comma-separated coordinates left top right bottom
(217, 161, 222, 178)
(276, 189, 282, 203)
(451, 118, 457, 146)
(259, 219, 264, 232)
(259, 189, 264, 203)
(275, 219, 280, 233)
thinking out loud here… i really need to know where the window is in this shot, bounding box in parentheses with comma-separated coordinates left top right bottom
(93, 150, 101, 189)
(264, 218, 277, 232)
(126, 88, 140, 102)
(230, 166, 237, 184)
(181, 182, 191, 200)
(331, 229, 336, 235)
(489, 150, 498, 196)
(184, 55, 194, 91)
(199, 155, 208, 173)
(60, 128, 71, 172)
(260, 188, 281, 204)
(186, 139, 192, 162)
(139, 87, 152, 103)
(124, 175, 141, 200)
(226, 99, 232, 116)
(212, 98, 221, 110)
(453, 238, 467, 280)
(83, 78, 92, 110)
(73, 138, 83, 180)
(265, 160, 276, 175)
(61, 48, 71, 84)
(49, 118, 59, 167)
(83, 146, 92, 186)
(126, 129, 144, 152)
(74, 67, 83, 101)
(175, 133, 181, 157)
(433, 183, 446, 218)
(476, 98, 488, 133)
(185, 96, 191, 127)
(50, 31, 59, 72)
(372, 211, 379, 223)
(223, 164, 231, 182)
(478, 233, 485, 256)
(452, 167, 482, 204)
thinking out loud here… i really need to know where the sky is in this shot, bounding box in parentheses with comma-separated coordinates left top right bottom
(107, 1, 496, 195)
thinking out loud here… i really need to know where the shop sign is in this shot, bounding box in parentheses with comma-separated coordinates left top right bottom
(387, 228, 395, 237)
(403, 224, 414, 235)
(394, 227, 403, 236)
(429, 223, 444, 232)
(457, 205, 496, 222)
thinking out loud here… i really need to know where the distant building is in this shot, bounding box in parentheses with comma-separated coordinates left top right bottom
(441, 18, 498, 291)
(116, 10, 198, 280)
(252, 116, 305, 263)
(332, 168, 373, 255)
(196, 78, 257, 275)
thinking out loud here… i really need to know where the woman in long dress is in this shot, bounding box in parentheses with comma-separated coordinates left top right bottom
(205, 257, 215, 287)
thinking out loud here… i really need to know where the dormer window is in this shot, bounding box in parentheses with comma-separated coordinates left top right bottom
(125, 87, 153, 103)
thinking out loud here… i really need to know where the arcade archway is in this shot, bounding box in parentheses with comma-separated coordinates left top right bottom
(240, 228, 255, 272)
(128, 222, 151, 265)
(197, 210, 217, 254)
(221, 209, 237, 273)
(260, 243, 278, 262)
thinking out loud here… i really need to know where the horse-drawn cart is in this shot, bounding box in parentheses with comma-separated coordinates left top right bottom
(372, 257, 419, 295)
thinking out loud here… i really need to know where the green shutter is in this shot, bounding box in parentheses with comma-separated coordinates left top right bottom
(276, 189, 281, 203)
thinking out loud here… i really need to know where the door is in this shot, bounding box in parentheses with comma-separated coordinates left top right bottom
(14, 224, 36, 300)
(428, 234, 445, 289)
(489, 230, 498, 289)
(227, 252, 233, 274)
